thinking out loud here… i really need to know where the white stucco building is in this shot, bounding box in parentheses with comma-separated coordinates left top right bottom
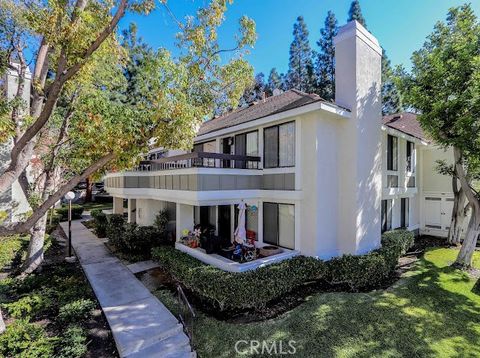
(104, 21, 455, 270)
(0, 64, 32, 223)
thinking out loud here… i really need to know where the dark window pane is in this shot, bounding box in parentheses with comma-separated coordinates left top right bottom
(263, 203, 278, 245)
(235, 133, 246, 168)
(264, 126, 279, 168)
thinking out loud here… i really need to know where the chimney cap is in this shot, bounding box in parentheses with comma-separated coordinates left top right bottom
(333, 20, 382, 56)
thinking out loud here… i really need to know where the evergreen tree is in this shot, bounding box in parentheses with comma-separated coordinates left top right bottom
(381, 49, 402, 115)
(315, 11, 338, 100)
(348, 0, 367, 27)
(266, 68, 282, 95)
(239, 72, 266, 106)
(287, 16, 315, 93)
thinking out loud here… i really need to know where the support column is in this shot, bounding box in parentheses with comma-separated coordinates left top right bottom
(113, 197, 123, 215)
(128, 199, 136, 223)
(176, 203, 194, 241)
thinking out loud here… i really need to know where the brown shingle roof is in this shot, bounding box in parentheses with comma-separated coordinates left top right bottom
(382, 112, 428, 142)
(198, 89, 326, 136)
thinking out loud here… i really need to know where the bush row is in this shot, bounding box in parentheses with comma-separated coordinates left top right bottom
(100, 212, 171, 258)
(152, 230, 414, 312)
(56, 205, 84, 221)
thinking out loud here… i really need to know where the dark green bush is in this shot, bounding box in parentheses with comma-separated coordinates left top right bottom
(152, 230, 414, 311)
(473, 279, 480, 295)
(56, 325, 88, 358)
(56, 205, 84, 221)
(105, 212, 171, 258)
(106, 214, 126, 248)
(0, 319, 57, 358)
(58, 299, 95, 323)
(91, 209, 108, 237)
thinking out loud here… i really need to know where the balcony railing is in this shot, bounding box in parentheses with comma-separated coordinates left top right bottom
(137, 152, 261, 171)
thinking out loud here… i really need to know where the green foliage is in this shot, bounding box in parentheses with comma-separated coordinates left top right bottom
(287, 16, 315, 93)
(56, 205, 85, 221)
(400, 4, 480, 156)
(91, 208, 108, 237)
(58, 299, 95, 323)
(266, 68, 282, 95)
(152, 230, 414, 312)
(0, 235, 28, 269)
(347, 0, 367, 27)
(56, 325, 88, 358)
(2, 292, 52, 319)
(153, 208, 169, 234)
(315, 11, 338, 100)
(0, 319, 57, 358)
(473, 279, 480, 295)
(106, 212, 170, 258)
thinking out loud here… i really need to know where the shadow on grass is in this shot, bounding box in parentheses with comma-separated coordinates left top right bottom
(184, 249, 480, 358)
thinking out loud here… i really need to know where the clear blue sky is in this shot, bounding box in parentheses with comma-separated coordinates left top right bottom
(120, 0, 480, 75)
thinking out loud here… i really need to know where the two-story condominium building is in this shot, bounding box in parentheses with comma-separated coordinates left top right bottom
(104, 21, 455, 271)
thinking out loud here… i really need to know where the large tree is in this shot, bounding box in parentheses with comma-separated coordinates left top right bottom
(266, 68, 282, 96)
(239, 72, 266, 106)
(286, 16, 315, 93)
(347, 0, 367, 27)
(381, 49, 403, 115)
(0, 0, 256, 239)
(315, 10, 338, 100)
(400, 4, 480, 268)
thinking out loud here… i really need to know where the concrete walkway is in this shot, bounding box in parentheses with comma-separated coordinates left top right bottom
(60, 220, 194, 358)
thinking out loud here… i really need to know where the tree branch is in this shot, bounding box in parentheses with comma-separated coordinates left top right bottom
(0, 153, 115, 236)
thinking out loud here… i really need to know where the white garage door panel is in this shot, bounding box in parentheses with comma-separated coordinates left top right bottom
(425, 197, 442, 229)
(443, 199, 454, 230)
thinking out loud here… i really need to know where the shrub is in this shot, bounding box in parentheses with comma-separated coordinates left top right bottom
(152, 230, 414, 311)
(91, 209, 108, 237)
(0, 319, 57, 358)
(472, 279, 480, 295)
(56, 325, 88, 358)
(56, 205, 84, 221)
(2, 292, 52, 319)
(58, 299, 96, 323)
(0, 235, 28, 270)
(154, 209, 169, 234)
(105, 213, 170, 258)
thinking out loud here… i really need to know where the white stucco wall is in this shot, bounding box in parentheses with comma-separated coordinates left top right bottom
(334, 20, 383, 255)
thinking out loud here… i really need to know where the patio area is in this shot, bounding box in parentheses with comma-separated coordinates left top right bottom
(175, 241, 299, 273)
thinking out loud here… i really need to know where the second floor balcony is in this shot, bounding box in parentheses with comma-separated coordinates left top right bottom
(137, 151, 261, 171)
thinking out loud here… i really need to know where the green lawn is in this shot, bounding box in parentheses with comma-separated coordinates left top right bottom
(155, 248, 480, 357)
(78, 201, 112, 212)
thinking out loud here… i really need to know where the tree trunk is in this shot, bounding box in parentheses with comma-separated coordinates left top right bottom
(454, 207, 480, 268)
(448, 186, 467, 245)
(21, 215, 48, 274)
(85, 176, 92, 202)
(453, 146, 480, 269)
(0, 310, 5, 334)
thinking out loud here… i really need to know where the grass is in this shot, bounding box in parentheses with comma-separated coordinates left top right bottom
(78, 201, 112, 212)
(155, 248, 480, 358)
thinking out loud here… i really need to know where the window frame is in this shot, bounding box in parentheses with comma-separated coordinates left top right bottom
(406, 141, 415, 173)
(263, 121, 296, 169)
(401, 197, 410, 228)
(263, 202, 295, 249)
(387, 135, 398, 171)
(381, 199, 393, 233)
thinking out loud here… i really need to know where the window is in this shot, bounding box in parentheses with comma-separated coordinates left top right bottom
(264, 122, 295, 168)
(387, 135, 398, 171)
(235, 131, 258, 168)
(401, 198, 410, 228)
(263, 203, 295, 249)
(234, 205, 258, 239)
(381, 199, 392, 233)
(406, 141, 415, 173)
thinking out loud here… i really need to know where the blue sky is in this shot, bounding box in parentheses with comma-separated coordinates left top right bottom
(120, 0, 480, 75)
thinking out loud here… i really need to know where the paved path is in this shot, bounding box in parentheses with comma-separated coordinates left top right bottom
(60, 220, 194, 358)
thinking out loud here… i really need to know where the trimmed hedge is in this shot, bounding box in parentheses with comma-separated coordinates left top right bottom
(152, 230, 414, 312)
(56, 205, 84, 221)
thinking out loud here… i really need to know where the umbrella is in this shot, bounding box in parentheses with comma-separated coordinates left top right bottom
(233, 201, 247, 245)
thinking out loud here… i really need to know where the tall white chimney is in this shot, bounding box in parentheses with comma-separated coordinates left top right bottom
(334, 21, 382, 255)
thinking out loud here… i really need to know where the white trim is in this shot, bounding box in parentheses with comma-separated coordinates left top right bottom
(195, 102, 350, 142)
(381, 125, 429, 146)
